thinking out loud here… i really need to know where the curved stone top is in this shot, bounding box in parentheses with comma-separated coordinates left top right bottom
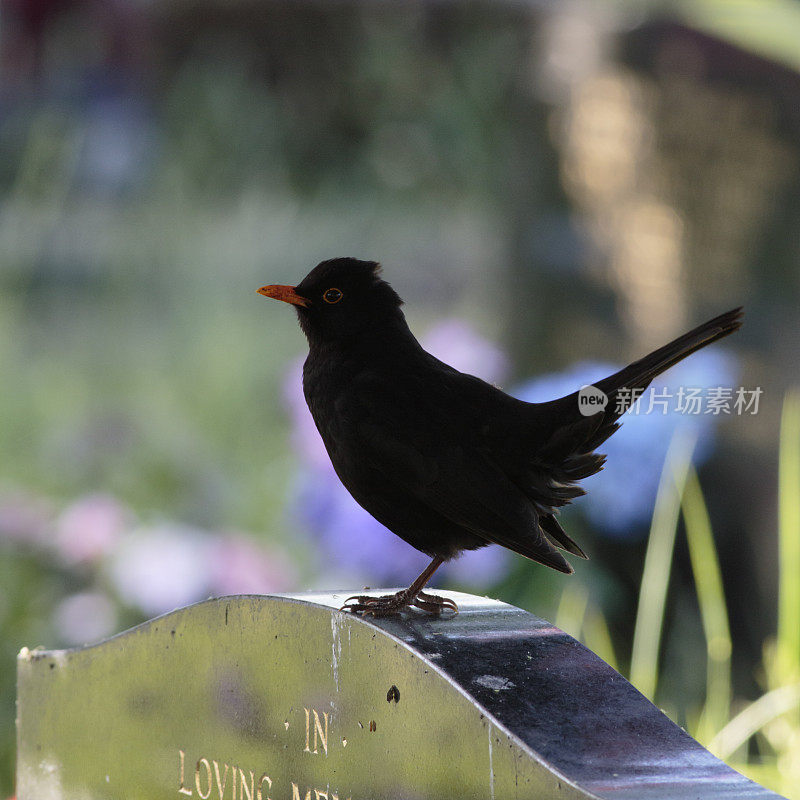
(289, 591, 781, 800)
(16, 590, 785, 800)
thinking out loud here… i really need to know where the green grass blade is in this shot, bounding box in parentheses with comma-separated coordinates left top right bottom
(583, 607, 620, 673)
(630, 428, 697, 700)
(555, 582, 589, 640)
(777, 390, 800, 691)
(708, 683, 800, 760)
(682, 466, 732, 743)
(556, 583, 619, 672)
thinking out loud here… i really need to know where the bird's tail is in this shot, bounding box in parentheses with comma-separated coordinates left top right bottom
(570, 306, 745, 456)
(596, 307, 744, 409)
(519, 307, 743, 569)
(528, 306, 744, 509)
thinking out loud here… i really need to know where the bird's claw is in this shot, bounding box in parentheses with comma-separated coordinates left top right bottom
(416, 590, 458, 616)
(340, 592, 410, 617)
(340, 590, 458, 617)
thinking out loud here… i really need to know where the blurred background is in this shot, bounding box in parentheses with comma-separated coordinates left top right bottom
(2, 0, 800, 796)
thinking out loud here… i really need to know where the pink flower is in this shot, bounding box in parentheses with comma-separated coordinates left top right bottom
(54, 493, 129, 565)
(208, 533, 298, 596)
(107, 523, 212, 616)
(54, 592, 118, 646)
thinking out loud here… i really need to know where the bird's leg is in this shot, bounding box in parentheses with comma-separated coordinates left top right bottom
(341, 556, 458, 617)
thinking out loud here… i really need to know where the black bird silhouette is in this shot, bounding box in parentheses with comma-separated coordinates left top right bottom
(259, 258, 742, 617)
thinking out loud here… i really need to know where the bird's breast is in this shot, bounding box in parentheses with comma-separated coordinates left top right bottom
(302, 349, 368, 457)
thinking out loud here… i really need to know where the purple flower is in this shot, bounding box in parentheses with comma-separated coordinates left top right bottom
(285, 319, 512, 589)
(282, 358, 330, 470)
(293, 470, 435, 586)
(514, 348, 738, 538)
(423, 320, 510, 384)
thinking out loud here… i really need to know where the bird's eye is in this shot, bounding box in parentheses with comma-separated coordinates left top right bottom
(323, 288, 343, 304)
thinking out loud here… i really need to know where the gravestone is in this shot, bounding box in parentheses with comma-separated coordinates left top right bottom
(16, 591, 787, 800)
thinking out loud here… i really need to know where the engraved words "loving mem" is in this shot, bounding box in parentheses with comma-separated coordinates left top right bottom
(177, 706, 353, 800)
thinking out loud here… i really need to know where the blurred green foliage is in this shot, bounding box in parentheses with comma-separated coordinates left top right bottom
(0, 9, 533, 794)
(2, 2, 800, 798)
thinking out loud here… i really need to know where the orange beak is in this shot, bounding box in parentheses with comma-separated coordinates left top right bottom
(256, 284, 310, 307)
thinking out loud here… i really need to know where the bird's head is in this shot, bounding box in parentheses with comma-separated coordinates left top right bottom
(258, 257, 404, 344)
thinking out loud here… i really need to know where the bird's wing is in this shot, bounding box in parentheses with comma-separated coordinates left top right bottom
(342, 369, 574, 573)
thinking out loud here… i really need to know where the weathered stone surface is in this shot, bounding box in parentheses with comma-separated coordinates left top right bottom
(17, 591, 786, 799)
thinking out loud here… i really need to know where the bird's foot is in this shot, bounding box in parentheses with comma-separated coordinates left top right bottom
(414, 590, 458, 616)
(341, 589, 458, 617)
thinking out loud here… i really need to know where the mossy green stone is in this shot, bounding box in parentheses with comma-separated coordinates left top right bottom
(16, 592, 786, 799)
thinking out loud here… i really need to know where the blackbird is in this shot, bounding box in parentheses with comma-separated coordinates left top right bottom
(258, 258, 742, 616)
